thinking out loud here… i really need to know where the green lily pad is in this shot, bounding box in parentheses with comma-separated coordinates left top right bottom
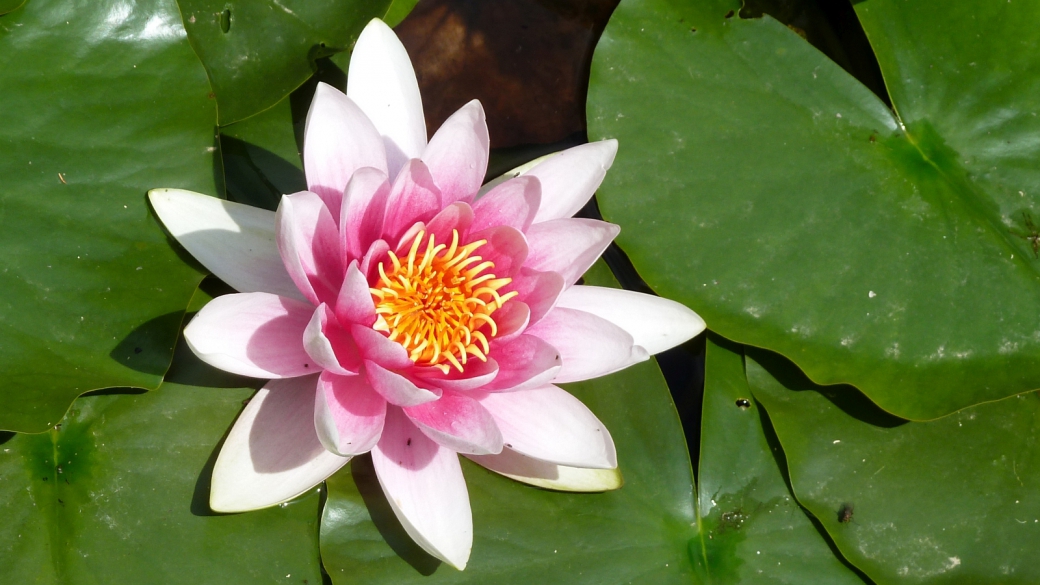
(0, 0, 26, 15)
(176, 0, 394, 125)
(0, 352, 323, 583)
(0, 0, 219, 432)
(319, 261, 699, 583)
(218, 93, 307, 211)
(692, 335, 866, 583)
(589, 0, 1040, 420)
(748, 348, 1040, 583)
(383, 0, 419, 28)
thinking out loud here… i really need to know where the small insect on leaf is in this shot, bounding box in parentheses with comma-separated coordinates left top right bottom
(837, 502, 854, 524)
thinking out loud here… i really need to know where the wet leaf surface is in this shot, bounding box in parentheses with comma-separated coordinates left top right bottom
(749, 348, 1040, 584)
(0, 0, 217, 432)
(589, 0, 1040, 420)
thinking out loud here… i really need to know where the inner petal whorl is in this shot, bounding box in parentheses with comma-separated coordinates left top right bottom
(370, 229, 516, 373)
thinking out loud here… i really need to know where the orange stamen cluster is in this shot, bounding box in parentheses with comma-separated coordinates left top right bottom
(370, 229, 517, 373)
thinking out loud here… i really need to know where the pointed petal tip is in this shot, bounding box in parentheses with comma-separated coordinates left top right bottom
(467, 450, 623, 492)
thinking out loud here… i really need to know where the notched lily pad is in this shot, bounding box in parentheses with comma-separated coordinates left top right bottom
(0, 0, 217, 432)
(589, 0, 1040, 420)
(177, 0, 393, 124)
(689, 336, 865, 584)
(748, 347, 1040, 584)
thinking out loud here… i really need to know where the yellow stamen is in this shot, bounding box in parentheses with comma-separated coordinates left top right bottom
(370, 229, 514, 372)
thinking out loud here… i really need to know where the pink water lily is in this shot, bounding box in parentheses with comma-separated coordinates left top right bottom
(149, 19, 704, 570)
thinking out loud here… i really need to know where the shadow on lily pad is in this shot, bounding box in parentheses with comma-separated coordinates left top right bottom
(109, 310, 186, 378)
(351, 454, 442, 576)
(746, 347, 907, 429)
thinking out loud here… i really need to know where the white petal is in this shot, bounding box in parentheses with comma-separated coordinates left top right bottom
(304, 83, 388, 217)
(148, 189, 303, 301)
(421, 99, 489, 203)
(524, 218, 619, 288)
(210, 376, 351, 512)
(527, 140, 618, 223)
(347, 19, 427, 177)
(525, 307, 648, 383)
(372, 407, 472, 570)
(184, 292, 315, 379)
(466, 449, 623, 492)
(314, 372, 386, 456)
(555, 286, 705, 355)
(477, 385, 617, 469)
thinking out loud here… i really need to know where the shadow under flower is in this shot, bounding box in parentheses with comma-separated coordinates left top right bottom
(350, 454, 442, 576)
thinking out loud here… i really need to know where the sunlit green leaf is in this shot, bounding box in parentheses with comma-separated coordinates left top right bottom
(0, 359, 322, 582)
(749, 348, 1040, 583)
(0, 0, 218, 432)
(589, 0, 1040, 420)
(0, 0, 26, 16)
(692, 335, 865, 584)
(176, 0, 392, 124)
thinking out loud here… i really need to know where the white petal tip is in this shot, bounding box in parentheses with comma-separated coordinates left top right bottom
(467, 451, 624, 492)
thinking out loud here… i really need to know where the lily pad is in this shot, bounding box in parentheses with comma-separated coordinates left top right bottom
(589, 0, 1040, 419)
(319, 261, 700, 583)
(692, 335, 866, 584)
(0, 0, 218, 432)
(748, 348, 1040, 583)
(0, 0, 26, 15)
(218, 95, 307, 211)
(176, 0, 393, 124)
(0, 364, 323, 582)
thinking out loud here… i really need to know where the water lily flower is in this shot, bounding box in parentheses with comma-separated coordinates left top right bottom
(149, 19, 704, 570)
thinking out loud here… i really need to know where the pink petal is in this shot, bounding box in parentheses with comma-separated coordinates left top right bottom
(351, 324, 414, 369)
(425, 202, 474, 245)
(404, 390, 503, 455)
(347, 20, 427, 178)
(468, 225, 528, 278)
(372, 407, 472, 570)
(524, 218, 619, 288)
(276, 191, 344, 306)
(393, 221, 427, 254)
(466, 449, 623, 492)
(304, 83, 388, 217)
(491, 301, 530, 342)
(360, 239, 390, 282)
(341, 167, 391, 260)
(484, 335, 561, 391)
(421, 100, 489, 204)
(528, 140, 617, 223)
(210, 376, 351, 512)
(303, 304, 361, 375)
(556, 285, 706, 355)
(335, 261, 377, 327)
(184, 292, 316, 379)
(412, 358, 500, 392)
(365, 360, 440, 407)
(525, 307, 648, 383)
(477, 385, 616, 468)
(382, 159, 442, 244)
(314, 371, 387, 456)
(506, 268, 564, 324)
(470, 176, 541, 233)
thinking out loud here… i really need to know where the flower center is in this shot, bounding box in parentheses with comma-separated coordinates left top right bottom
(370, 229, 516, 373)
